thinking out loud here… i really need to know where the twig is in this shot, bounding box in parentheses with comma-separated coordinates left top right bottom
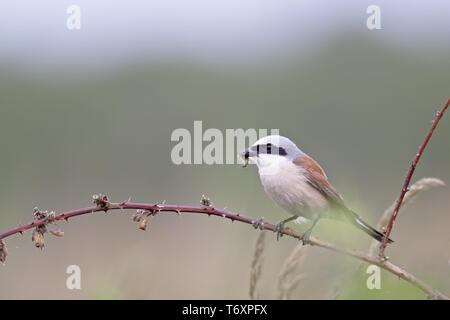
(249, 231, 266, 300)
(0, 198, 447, 299)
(277, 244, 306, 300)
(368, 177, 445, 257)
(379, 98, 450, 258)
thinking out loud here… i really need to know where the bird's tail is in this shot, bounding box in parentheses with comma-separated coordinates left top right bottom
(344, 209, 393, 243)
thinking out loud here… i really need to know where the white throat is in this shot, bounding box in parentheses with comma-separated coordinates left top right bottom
(252, 154, 290, 177)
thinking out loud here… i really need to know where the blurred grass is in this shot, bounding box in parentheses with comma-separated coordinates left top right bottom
(336, 269, 427, 300)
(0, 33, 449, 299)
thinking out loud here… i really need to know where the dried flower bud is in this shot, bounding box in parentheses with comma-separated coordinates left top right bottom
(49, 230, 64, 237)
(132, 212, 141, 222)
(139, 218, 148, 231)
(46, 211, 56, 223)
(36, 224, 47, 235)
(33, 207, 48, 221)
(32, 229, 45, 249)
(0, 240, 7, 263)
(92, 193, 109, 207)
(200, 194, 213, 207)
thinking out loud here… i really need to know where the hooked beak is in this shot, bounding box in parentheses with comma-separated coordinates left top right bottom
(240, 148, 257, 160)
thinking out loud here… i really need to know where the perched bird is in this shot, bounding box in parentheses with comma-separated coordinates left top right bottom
(240, 135, 393, 244)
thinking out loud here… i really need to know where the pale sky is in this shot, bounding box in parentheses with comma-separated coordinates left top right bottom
(0, 0, 449, 71)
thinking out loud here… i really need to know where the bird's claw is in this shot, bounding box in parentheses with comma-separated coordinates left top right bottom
(274, 221, 284, 241)
(299, 230, 311, 245)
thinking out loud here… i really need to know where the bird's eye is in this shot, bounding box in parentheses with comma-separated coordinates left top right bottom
(266, 143, 272, 153)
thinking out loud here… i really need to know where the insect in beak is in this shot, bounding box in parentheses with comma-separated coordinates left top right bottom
(242, 157, 249, 168)
(240, 149, 250, 168)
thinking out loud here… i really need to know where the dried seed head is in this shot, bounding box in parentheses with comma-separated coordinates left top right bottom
(92, 193, 109, 207)
(0, 240, 7, 263)
(46, 211, 56, 223)
(49, 230, 64, 237)
(139, 218, 148, 231)
(36, 224, 47, 235)
(32, 229, 45, 249)
(33, 207, 48, 221)
(200, 194, 213, 207)
(132, 212, 142, 222)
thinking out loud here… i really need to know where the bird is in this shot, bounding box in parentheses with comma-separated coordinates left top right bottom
(240, 135, 393, 244)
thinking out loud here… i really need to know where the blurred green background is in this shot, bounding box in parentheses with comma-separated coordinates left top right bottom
(0, 1, 449, 299)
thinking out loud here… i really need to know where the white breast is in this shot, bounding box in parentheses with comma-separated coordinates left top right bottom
(255, 154, 329, 219)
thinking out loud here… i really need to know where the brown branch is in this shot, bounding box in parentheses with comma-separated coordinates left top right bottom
(367, 177, 445, 257)
(0, 198, 448, 300)
(379, 98, 450, 258)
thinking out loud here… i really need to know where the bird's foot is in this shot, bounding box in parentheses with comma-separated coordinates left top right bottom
(299, 230, 312, 245)
(274, 221, 285, 241)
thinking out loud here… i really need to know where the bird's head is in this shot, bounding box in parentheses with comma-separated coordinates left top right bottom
(240, 135, 305, 171)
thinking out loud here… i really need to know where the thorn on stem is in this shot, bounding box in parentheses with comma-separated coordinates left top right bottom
(119, 197, 132, 208)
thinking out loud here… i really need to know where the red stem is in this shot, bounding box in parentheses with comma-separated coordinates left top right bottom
(0, 202, 279, 240)
(0, 200, 448, 299)
(379, 98, 450, 257)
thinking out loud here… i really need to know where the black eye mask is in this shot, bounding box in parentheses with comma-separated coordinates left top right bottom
(253, 143, 287, 156)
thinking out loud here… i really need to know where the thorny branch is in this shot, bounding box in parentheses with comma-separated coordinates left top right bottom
(0, 98, 449, 299)
(0, 193, 448, 300)
(379, 98, 450, 257)
(367, 177, 445, 258)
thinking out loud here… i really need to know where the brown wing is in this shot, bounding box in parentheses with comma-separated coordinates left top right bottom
(293, 155, 344, 206)
(293, 155, 393, 242)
